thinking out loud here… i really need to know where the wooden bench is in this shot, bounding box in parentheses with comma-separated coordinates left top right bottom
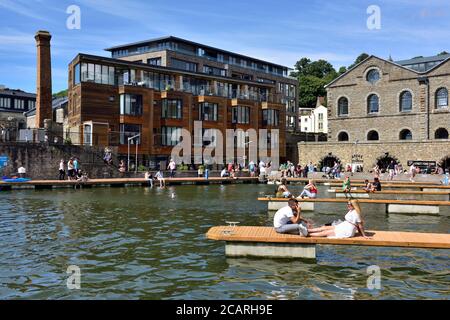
(206, 226, 450, 259)
(258, 197, 450, 214)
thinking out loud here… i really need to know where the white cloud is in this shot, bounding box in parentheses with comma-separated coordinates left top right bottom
(0, 0, 50, 21)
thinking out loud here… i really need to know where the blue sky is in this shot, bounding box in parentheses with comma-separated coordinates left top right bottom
(1, 0, 450, 93)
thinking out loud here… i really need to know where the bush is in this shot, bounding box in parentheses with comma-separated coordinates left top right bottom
(138, 165, 147, 172)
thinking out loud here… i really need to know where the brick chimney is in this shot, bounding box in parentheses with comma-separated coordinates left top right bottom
(35, 30, 52, 128)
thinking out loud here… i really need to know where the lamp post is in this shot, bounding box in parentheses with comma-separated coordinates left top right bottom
(127, 134, 141, 173)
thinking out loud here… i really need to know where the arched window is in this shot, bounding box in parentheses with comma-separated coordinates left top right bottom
(400, 91, 412, 112)
(367, 130, 379, 141)
(338, 97, 348, 116)
(367, 69, 380, 84)
(338, 131, 349, 141)
(367, 94, 379, 113)
(399, 129, 412, 140)
(435, 128, 449, 139)
(436, 88, 448, 109)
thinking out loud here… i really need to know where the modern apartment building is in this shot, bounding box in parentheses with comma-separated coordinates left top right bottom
(67, 36, 298, 166)
(0, 86, 36, 132)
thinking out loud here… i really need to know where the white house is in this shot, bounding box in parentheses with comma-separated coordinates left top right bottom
(299, 97, 328, 134)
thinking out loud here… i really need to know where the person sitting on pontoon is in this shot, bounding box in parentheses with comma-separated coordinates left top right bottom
(273, 198, 311, 236)
(154, 169, 165, 188)
(362, 179, 373, 192)
(276, 178, 291, 198)
(298, 179, 318, 199)
(307, 200, 371, 239)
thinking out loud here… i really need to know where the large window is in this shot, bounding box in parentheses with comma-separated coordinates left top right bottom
(400, 91, 412, 112)
(435, 128, 449, 139)
(120, 94, 143, 116)
(28, 101, 35, 110)
(80, 63, 115, 85)
(199, 102, 218, 121)
(170, 58, 197, 72)
(367, 69, 380, 84)
(14, 99, 25, 110)
(162, 99, 182, 119)
(436, 88, 448, 108)
(203, 65, 226, 76)
(162, 126, 182, 146)
(367, 130, 379, 141)
(338, 97, 348, 116)
(262, 109, 279, 126)
(147, 57, 161, 66)
(232, 106, 250, 124)
(399, 129, 412, 140)
(120, 124, 141, 145)
(367, 94, 379, 114)
(0, 97, 11, 108)
(74, 63, 80, 85)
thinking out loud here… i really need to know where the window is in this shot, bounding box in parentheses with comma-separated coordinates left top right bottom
(28, 101, 35, 110)
(232, 106, 250, 124)
(147, 58, 161, 66)
(162, 99, 182, 119)
(80, 63, 115, 85)
(120, 94, 142, 116)
(367, 130, 379, 141)
(203, 65, 226, 76)
(435, 128, 449, 139)
(170, 58, 197, 72)
(120, 124, 141, 145)
(400, 91, 412, 112)
(74, 63, 80, 85)
(162, 126, 182, 146)
(367, 69, 380, 84)
(0, 97, 11, 108)
(436, 88, 448, 108)
(338, 132, 349, 141)
(199, 102, 218, 121)
(367, 94, 379, 113)
(262, 109, 279, 126)
(399, 129, 412, 140)
(83, 124, 92, 145)
(338, 97, 348, 116)
(14, 99, 25, 110)
(318, 113, 324, 120)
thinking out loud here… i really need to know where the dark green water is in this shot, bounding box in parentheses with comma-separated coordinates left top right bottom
(0, 184, 449, 299)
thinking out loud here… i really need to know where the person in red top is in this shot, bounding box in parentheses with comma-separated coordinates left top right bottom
(298, 179, 318, 199)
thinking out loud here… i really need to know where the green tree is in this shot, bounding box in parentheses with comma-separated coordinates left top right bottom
(338, 66, 347, 75)
(348, 53, 369, 69)
(438, 51, 449, 56)
(298, 75, 329, 109)
(53, 89, 68, 98)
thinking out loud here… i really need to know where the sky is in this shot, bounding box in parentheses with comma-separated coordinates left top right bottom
(1, 0, 450, 93)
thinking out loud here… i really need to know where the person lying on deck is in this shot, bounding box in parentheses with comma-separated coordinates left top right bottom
(273, 198, 311, 236)
(307, 200, 371, 239)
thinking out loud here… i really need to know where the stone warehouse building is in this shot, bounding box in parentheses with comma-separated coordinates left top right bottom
(67, 36, 299, 166)
(298, 54, 450, 172)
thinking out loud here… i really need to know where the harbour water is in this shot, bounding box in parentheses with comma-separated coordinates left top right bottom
(0, 184, 449, 299)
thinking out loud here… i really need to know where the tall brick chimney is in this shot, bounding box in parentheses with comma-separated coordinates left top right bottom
(35, 30, 52, 128)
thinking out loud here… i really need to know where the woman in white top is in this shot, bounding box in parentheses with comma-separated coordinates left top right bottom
(307, 200, 371, 239)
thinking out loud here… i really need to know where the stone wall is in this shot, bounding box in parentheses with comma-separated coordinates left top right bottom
(0, 142, 118, 179)
(298, 140, 450, 170)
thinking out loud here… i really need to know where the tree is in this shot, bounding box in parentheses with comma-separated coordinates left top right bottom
(298, 75, 329, 109)
(348, 53, 369, 70)
(438, 51, 449, 56)
(338, 66, 347, 75)
(53, 89, 68, 98)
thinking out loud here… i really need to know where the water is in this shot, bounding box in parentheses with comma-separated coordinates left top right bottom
(0, 184, 449, 300)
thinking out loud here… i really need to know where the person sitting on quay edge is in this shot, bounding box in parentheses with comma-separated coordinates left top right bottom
(307, 200, 371, 239)
(276, 178, 292, 198)
(221, 167, 229, 178)
(298, 179, 318, 199)
(155, 169, 166, 188)
(273, 198, 310, 236)
(362, 179, 373, 193)
(118, 160, 126, 178)
(144, 170, 153, 187)
(372, 177, 382, 191)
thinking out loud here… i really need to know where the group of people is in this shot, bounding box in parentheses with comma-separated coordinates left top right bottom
(274, 198, 370, 239)
(275, 179, 318, 199)
(59, 158, 88, 182)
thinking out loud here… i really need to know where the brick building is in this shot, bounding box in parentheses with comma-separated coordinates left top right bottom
(67, 36, 299, 167)
(298, 54, 450, 172)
